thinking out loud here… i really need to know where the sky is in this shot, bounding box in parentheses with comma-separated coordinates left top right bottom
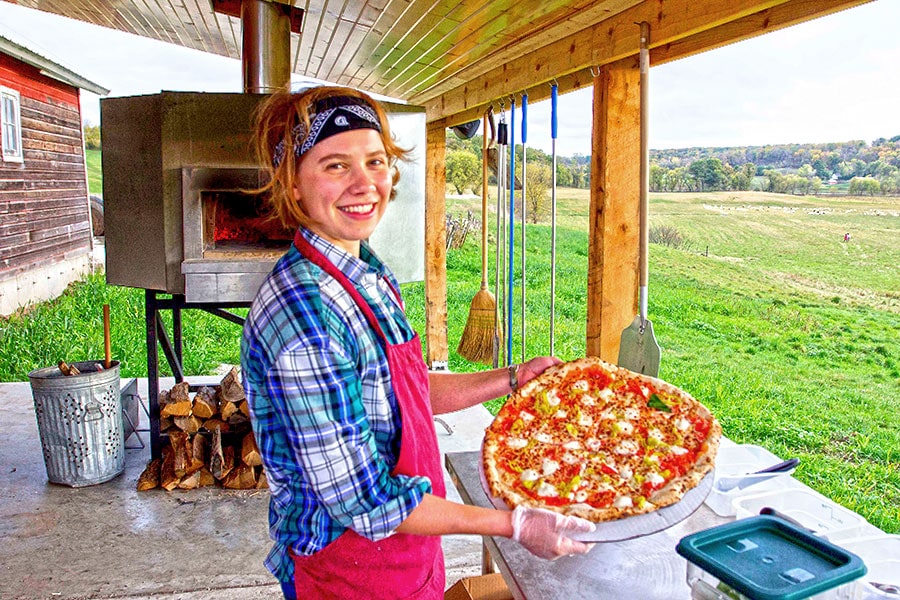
(1, 0, 898, 156)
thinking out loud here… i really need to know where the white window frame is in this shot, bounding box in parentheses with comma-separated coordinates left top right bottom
(1, 86, 24, 163)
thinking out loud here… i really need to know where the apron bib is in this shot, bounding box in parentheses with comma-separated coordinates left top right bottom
(290, 232, 446, 599)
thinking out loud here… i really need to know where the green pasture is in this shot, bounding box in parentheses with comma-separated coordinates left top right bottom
(1, 189, 898, 532)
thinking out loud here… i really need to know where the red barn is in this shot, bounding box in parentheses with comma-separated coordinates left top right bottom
(0, 34, 107, 316)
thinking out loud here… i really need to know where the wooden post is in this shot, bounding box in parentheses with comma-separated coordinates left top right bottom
(586, 56, 642, 362)
(424, 124, 449, 368)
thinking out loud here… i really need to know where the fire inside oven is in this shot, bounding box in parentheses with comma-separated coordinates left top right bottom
(202, 191, 293, 257)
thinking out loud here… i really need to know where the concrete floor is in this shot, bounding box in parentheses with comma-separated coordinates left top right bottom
(0, 378, 489, 599)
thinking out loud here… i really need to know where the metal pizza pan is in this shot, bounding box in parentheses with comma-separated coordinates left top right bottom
(479, 460, 714, 543)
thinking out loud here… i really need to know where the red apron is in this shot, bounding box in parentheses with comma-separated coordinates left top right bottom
(291, 232, 446, 599)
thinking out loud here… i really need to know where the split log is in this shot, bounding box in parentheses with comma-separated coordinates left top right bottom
(161, 383, 192, 417)
(160, 445, 179, 491)
(192, 386, 218, 419)
(199, 468, 216, 487)
(255, 467, 268, 490)
(58, 360, 81, 376)
(169, 431, 190, 477)
(201, 418, 229, 434)
(222, 463, 256, 489)
(241, 432, 262, 467)
(209, 427, 230, 480)
(221, 445, 235, 480)
(219, 366, 246, 403)
(220, 400, 240, 421)
(174, 414, 202, 434)
(190, 434, 208, 475)
(178, 470, 202, 490)
(226, 413, 250, 428)
(160, 414, 174, 432)
(238, 400, 251, 417)
(137, 458, 161, 491)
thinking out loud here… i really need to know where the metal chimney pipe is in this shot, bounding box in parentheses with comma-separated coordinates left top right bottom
(241, 0, 292, 93)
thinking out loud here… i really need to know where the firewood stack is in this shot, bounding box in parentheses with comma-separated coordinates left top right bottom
(137, 367, 267, 492)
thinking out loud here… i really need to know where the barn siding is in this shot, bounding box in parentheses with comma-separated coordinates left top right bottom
(0, 51, 93, 316)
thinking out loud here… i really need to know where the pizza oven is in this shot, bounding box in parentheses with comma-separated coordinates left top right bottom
(102, 92, 426, 304)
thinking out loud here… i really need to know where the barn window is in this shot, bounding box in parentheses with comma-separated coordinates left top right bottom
(1, 87, 24, 163)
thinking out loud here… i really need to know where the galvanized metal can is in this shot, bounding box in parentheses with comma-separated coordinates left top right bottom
(28, 361, 125, 487)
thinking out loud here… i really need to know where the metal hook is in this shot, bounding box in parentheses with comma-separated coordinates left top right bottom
(590, 66, 600, 78)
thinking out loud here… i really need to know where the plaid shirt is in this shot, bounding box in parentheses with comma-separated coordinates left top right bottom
(240, 228, 432, 585)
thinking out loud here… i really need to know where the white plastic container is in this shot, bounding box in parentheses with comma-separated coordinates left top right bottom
(832, 534, 900, 600)
(706, 444, 803, 517)
(733, 488, 868, 542)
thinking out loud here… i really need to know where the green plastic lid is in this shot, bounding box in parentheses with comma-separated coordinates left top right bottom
(676, 515, 867, 600)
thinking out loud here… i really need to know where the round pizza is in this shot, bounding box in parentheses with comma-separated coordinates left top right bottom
(482, 357, 721, 522)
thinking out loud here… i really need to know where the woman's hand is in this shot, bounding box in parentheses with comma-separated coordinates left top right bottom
(516, 356, 562, 389)
(510, 506, 595, 560)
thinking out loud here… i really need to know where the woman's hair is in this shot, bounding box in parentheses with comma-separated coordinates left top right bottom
(251, 85, 411, 230)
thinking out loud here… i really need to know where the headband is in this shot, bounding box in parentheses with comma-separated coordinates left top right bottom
(272, 96, 382, 167)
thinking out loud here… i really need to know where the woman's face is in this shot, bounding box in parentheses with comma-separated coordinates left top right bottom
(293, 128, 392, 256)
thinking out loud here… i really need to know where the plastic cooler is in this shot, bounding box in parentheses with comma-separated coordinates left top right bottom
(706, 444, 804, 517)
(676, 515, 867, 600)
(733, 489, 868, 542)
(832, 534, 900, 600)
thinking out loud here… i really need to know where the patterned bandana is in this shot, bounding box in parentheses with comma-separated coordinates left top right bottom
(272, 95, 382, 167)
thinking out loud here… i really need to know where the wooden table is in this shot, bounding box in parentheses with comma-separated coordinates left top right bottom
(445, 450, 731, 599)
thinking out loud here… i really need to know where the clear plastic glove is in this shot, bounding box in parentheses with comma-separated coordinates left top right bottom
(510, 505, 595, 560)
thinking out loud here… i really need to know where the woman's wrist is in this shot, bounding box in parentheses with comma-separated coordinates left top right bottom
(507, 363, 520, 392)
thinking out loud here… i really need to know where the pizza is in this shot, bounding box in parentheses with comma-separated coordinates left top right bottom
(482, 357, 721, 522)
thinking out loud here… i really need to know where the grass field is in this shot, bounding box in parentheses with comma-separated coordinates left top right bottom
(2, 189, 897, 532)
(85, 149, 102, 195)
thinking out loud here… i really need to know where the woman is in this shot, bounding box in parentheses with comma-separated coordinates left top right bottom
(241, 86, 593, 599)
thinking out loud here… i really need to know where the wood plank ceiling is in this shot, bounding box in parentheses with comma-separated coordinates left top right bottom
(3, 0, 872, 127)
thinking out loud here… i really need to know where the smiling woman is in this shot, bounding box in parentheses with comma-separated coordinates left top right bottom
(239, 86, 591, 600)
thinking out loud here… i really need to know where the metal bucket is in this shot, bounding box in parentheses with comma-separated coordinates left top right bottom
(28, 361, 125, 487)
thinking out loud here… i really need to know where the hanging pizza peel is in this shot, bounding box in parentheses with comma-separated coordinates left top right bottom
(619, 21, 661, 378)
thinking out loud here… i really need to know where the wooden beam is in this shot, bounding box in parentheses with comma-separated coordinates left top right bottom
(424, 123, 449, 368)
(418, 0, 871, 127)
(586, 57, 641, 362)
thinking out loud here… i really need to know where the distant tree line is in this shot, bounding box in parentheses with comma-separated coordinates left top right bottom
(83, 121, 101, 150)
(446, 131, 900, 202)
(649, 136, 900, 195)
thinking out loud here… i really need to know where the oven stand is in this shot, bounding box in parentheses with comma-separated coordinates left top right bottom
(145, 290, 248, 459)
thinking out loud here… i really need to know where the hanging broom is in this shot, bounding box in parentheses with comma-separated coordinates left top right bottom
(457, 110, 498, 364)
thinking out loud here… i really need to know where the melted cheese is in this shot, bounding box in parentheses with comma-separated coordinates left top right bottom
(563, 440, 581, 450)
(613, 495, 633, 509)
(562, 452, 580, 465)
(616, 420, 634, 435)
(506, 437, 528, 449)
(675, 417, 691, 431)
(542, 458, 560, 477)
(647, 472, 665, 486)
(586, 438, 602, 451)
(555, 409, 568, 419)
(546, 390, 561, 406)
(520, 469, 540, 482)
(520, 411, 535, 422)
(670, 445, 688, 456)
(571, 380, 589, 392)
(624, 407, 640, 420)
(535, 432, 553, 444)
(574, 490, 589, 503)
(578, 413, 593, 427)
(536, 482, 558, 497)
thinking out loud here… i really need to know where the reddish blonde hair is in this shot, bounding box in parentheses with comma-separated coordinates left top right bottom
(252, 86, 410, 230)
